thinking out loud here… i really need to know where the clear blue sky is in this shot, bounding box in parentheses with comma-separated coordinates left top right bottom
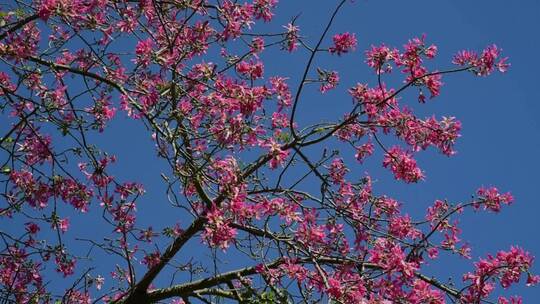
(264, 0, 540, 300)
(93, 0, 540, 301)
(2, 0, 539, 301)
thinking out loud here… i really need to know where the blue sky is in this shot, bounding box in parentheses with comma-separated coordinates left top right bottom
(267, 0, 540, 300)
(1, 0, 539, 302)
(104, 0, 540, 300)
(71, 0, 540, 301)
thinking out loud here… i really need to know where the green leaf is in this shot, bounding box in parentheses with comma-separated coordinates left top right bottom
(1, 136, 13, 144)
(15, 8, 25, 18)
(276, 132, 291, 142)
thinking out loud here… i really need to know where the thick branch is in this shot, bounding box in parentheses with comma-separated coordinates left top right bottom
(146, 259, 283, 302)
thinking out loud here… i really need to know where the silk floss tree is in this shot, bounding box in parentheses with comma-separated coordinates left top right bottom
(0, 0, 537, 303)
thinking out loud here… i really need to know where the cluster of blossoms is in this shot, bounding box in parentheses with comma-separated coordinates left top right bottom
(219, 0, 266, 40)
(453, 45, 510, 76)
(236, 59, 265, 80)
(201, 205, 238, 250)
(16, 130, 52, 166)
(8, 170, 92, 212)
(475, 186, 514, 212)
(263, 138, 290, 169)
(354, 141, 374, 163)
(141, 251, 161, 269)
(86, 95, 117, 132)
(462, 247, 539, 303)
(383, 146, 424, 183)
(283, 23, 300, 52)
(378, 108, 462, 156)
(365, 44, 401, 74)
(0, 0, 536, 303)
(253, 0, 279, 21)
(318, 69, 340, 93)
(329, 32, 357, 55)
(328, 158, 349, 184)
(0, 246, 43, 303)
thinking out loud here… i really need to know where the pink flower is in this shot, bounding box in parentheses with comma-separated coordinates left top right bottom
(0, 72, 16, 93)
(383, 146, 424, 183)
(25, 222, 40, 234)
(453, 45, 510, 76)
(427, 247, 439, 259)
(270, 77, 292, 110)
(369, 238, 417, 277)
(349, 83, 396, 118)
(498, 296, 523, 304)
(326, 277, 343, 298)
(18, 131, 53, 166)
(462, 247, 535, 302)
(296, 209, 327, 248)
(329, 32, 357, 55)
(418, 72, 443, 102)
(475, 186, 513, 212)
(365, 45, 400, 74)
(388, 215, 421, 239)
(37, 0, 82, 20)
(328, 158, 348, 184)
(355, 142, 374, 163)
(408, 279, 445, 304)
(378, 109, 461, 156)
(86, 95, 116, 132)
(236, 60, 264, 79)
(57, 218, 69, 233)
(526, 274, 540, 286)
(250, 37, 265, 55)
(95, 275, 105, 290)
(283, 23, 300, 52)
(134, 38, 154, 67)
(55, 251, 76, 277)
(56, 177, 93, 212)
(142, 251, 161, 269)
(201, 206, 237, 250)
(253, 0, 278, 22)
(220, 1, 255, 40)
(318, 69, 339, 93)
(263, 139, 290, 169)
(280, 258, 308, 282)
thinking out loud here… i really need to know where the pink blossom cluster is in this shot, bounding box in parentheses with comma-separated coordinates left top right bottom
(8, 170, 92, 213)
(253, 0, 278, 22)
(236, 59, 265, 80)
(365, 45, 400, 74)
(283, 23, 300, 52)
(17, 130, 52, 166)
(329, 32, 357, 56)
(349, 83, 396, 118)
(378, 108, 462, 156)
(141, 251, 162, 269)
(0, 0, 535, 302)
(328, 158, 348, 184)
(383, 146, 424, 183)
(0, 247, 44, 303)
(475, 186, 514, 212)
(462, 247, 539, 303)
(263, 138, 290, 169)
(453, 45, 510, 76)
(202, 205, 238, 250)
(318, 69, 340, 93)
(220, 0, 257, 40)
(369, 238, 418, 278)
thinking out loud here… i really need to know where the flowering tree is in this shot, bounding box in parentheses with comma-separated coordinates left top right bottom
(0, 0, 537, 303)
